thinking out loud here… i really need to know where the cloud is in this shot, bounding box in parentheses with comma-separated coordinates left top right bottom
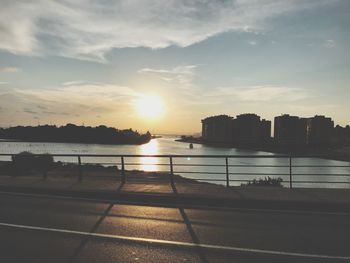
(23, 108, 38, 114)
(139, 65, 198, 89)
(0, 0, 336, 61)
(207, 85, 308, 102)
(62, 80, 87, 86)
(139, 65, 198, 75)
(248, 41, 257, 46)
(0, 67, 20, 73)
(322, 39, 336, 48)
(14, 82, 139, 106)
(0, 82, 141, 124)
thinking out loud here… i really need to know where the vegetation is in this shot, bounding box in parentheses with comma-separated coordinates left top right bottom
(11, 151, 54, 176)
(0, 124, 152, 145)
(241, 177, 283, 187)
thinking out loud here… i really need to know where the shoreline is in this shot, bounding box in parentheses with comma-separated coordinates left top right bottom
(0, 138, 152, 146)
(176, 138, 350, 162)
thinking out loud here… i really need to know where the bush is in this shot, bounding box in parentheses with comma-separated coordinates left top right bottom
(35, 154, 54, 172)
(12, 152, 53, 176)
(241, 177, 283, 187)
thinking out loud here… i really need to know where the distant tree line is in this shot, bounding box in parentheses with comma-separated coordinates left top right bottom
(0, 124, 152, 145)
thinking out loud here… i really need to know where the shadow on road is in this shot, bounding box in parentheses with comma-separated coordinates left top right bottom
(171, 179, 208, 263)
(116, 180, 125, 192)
(68, 203, 114, 263)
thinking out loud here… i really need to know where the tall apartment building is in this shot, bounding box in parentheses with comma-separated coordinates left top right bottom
(333, 125, 350, 145)
(274, 114, 307, 145)
(201, 115, 233, 143)
(260, 119, 272, 142)
(202, 114, 271, 144)
(233, 114, 261, 144)
(307, 115, 334, 146)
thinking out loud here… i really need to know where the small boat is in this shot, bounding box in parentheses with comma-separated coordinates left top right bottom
(189, 143, 194, 149)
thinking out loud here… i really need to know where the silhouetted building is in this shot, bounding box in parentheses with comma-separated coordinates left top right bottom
(307, 115, 334, 146)
(202, 113, 270, 144)
(333, 125, 350, 145)
(202, 113, 343, 147)
(233, 114, 261, 144)
(260, 119, 272, 142)
(274, 114, 307, 145)
(201, 115, 233, 143)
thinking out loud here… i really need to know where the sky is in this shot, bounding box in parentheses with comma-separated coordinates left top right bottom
(0, 0, 349, 134)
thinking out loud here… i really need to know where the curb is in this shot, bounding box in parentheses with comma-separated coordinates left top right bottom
(0, 185, 349, 213)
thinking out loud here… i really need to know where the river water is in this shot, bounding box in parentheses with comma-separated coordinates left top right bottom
(0, 137, 349, 188)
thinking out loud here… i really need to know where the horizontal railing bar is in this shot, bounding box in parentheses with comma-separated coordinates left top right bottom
(72, 163, 350, 169)
(187, 179, 228, 182)
(291, 181, 350, 184)
(228, 179, 255, 182)
(186, 179, 254, 182)
(291, 165, 350, 168)
(123, 163, 169, 166)
(228, 165, 290, 167)
(81, 162, 121, 165)
(229, 172, 290, 176)
(291, 174, 350, 176)
(174, 171, 227, 175)
(58, 161, 287, 168)
(174, 164, 290, 168)
(2, 153, 349, 162)
(124, 163, 227, 167)
(0, 153, 331, 158)
(172, 163, 227, 167)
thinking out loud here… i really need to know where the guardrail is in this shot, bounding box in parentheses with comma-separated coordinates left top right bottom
(1, 153, 350, 188)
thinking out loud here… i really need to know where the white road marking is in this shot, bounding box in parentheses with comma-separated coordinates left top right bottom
(0, 221, 349, 260)
(0, 190, 349, 216)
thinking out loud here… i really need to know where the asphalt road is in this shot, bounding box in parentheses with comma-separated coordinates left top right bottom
(0, 191, 349, 263)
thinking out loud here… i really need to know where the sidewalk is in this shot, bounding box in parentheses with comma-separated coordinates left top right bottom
(0, 171, 350, 211)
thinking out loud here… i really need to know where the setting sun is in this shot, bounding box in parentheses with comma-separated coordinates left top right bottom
(135, 95, 164, 119)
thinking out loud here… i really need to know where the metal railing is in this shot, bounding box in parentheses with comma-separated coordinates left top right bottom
(1, 153, 350, 188)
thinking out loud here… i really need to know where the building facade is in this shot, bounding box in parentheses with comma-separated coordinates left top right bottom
(274, 114, 307, 145)
(202, 113, 271, 144)
(201, 115, 233, 143)
(307, 115, 334, 146)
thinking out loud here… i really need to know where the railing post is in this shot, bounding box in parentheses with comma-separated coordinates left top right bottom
(121, 156, 126, 184)
(78, 155, 82, 182)
(289, 156, 292, 189)
(225, 157, 229, 187)
(11, 155, 16, 177)
(169, 156, 174, 184)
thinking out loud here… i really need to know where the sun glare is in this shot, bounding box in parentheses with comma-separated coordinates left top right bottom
(136, 95, 164, 119)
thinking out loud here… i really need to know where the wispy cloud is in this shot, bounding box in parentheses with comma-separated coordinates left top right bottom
(0, 82, 141, 125)
(248, 41, 257, 46)
(15, 83, 139, 105)
(139, 65, 199, 89)
(0, 67, 20, 73)
(0, 0, 336, 61)
(139, 65, 197, 75)
(206, 85, 308, 102)
(62, 80, 87, 86)
(322, 39, 336, 48)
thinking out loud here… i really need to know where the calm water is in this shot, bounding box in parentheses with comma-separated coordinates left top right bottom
(1, 137, 349, 188)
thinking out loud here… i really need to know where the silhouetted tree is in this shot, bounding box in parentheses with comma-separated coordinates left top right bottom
(0, 124, 152, 145)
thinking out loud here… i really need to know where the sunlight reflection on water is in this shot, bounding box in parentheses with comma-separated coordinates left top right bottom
(138, 139, 159, 171)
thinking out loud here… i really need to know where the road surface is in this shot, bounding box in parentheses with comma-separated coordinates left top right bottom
(0, 191, 349, 263)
